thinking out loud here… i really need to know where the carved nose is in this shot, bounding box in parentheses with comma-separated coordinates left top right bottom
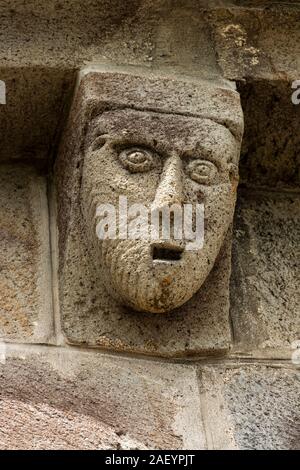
(151, 154, 183, 211)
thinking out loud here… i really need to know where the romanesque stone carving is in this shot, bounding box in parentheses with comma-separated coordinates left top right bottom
(82, 112, 241, 313)
(55, 71, 244, 355)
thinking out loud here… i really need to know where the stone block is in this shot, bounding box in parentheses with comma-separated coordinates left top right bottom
(0, 1, 221, 162)
(230, 189, 300, 357)
(0, 164, 53, 343)
(0, 67, 74, 162)
(55, 70, 244, 356)
(209, 4, 300, 81)
(199, 363, 300, 450)
(0, 345, 204, 450)
(238, 81, 300, 189)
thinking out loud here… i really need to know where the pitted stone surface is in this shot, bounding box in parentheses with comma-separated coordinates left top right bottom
(0, 165, 53, 343)
(55, 71, 244, 355)
(209, 4, 300, 81)
(1, 1, 299, 170)
(199, 364, 300, 450)
(0, 346, 204, 450)
(59, 225, 233, 356)
(0, 67, 74, 162)
(0, 0, 299, 452)
(224, 366, 300, 450)
(231, 189, 300, 356)
(0, 1, 223, 163)
(238, 82, 300, 189)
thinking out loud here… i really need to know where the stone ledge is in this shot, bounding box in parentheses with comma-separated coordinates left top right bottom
(0, 344, 204, 450)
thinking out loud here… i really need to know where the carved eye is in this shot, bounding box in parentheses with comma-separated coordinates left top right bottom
(118, 148, 157, 173)
(186, 160, 218, 185)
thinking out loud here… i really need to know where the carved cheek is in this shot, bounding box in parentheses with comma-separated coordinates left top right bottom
(202, 184, 235, 233)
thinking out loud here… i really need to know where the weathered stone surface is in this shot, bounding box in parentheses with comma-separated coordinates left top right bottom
(206, 3, 300, 189)
(0, 1, 299, 452)
(0, 1, 221, 162)
(0, 164, 53, 343)
(238, 81, 300, 189)
(209, 4, 300, 81)
(1, 2, 299, 78)
(0, 1, 223, 72)
(0, 1, 299, 167)
(0, 67, 74, 162)
(55, 70, 244, 356)
(59, 225, 233, 356)
(205, 4, 300, 189)
(199, 363, 300, 450)
(0, 345, 204, 450)
(230, 189, 300, 357)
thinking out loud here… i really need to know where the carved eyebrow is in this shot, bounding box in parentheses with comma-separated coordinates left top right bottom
(90, 133, 233, 168)
(89, 116, 237, 164)
(91, 132, 110, 141)
(91, 132, 168, 157)
(182, 140, 226, 158)
(89, 134, 110, 151)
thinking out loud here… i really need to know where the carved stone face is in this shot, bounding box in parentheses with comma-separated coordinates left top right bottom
(81, 108, 240, 313)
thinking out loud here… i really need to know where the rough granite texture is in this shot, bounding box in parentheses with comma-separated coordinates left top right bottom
(0, 346, 204, 450)
(238, 81, 300, 189)
(209, 3, 300, 81)
(0, 67, 74, 163)
(59, 224, 233, 356)
(231, 189, 300, 356)
(199, 364, 300, 450)
(0, 164, 54, 343)
(2, 348, 298, 450)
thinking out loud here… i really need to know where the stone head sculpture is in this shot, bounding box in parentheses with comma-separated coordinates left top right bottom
(56, 71, 244, 316)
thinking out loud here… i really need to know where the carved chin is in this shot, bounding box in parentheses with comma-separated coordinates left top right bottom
(97, 239, 210, 313)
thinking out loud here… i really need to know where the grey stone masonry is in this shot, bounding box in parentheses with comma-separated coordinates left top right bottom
(0, 0, 299, 450)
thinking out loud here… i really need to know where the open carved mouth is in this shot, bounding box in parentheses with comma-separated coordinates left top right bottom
(152, 244, 184, 261)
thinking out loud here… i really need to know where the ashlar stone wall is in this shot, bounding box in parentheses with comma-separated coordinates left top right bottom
(0, 0, 299, 450)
